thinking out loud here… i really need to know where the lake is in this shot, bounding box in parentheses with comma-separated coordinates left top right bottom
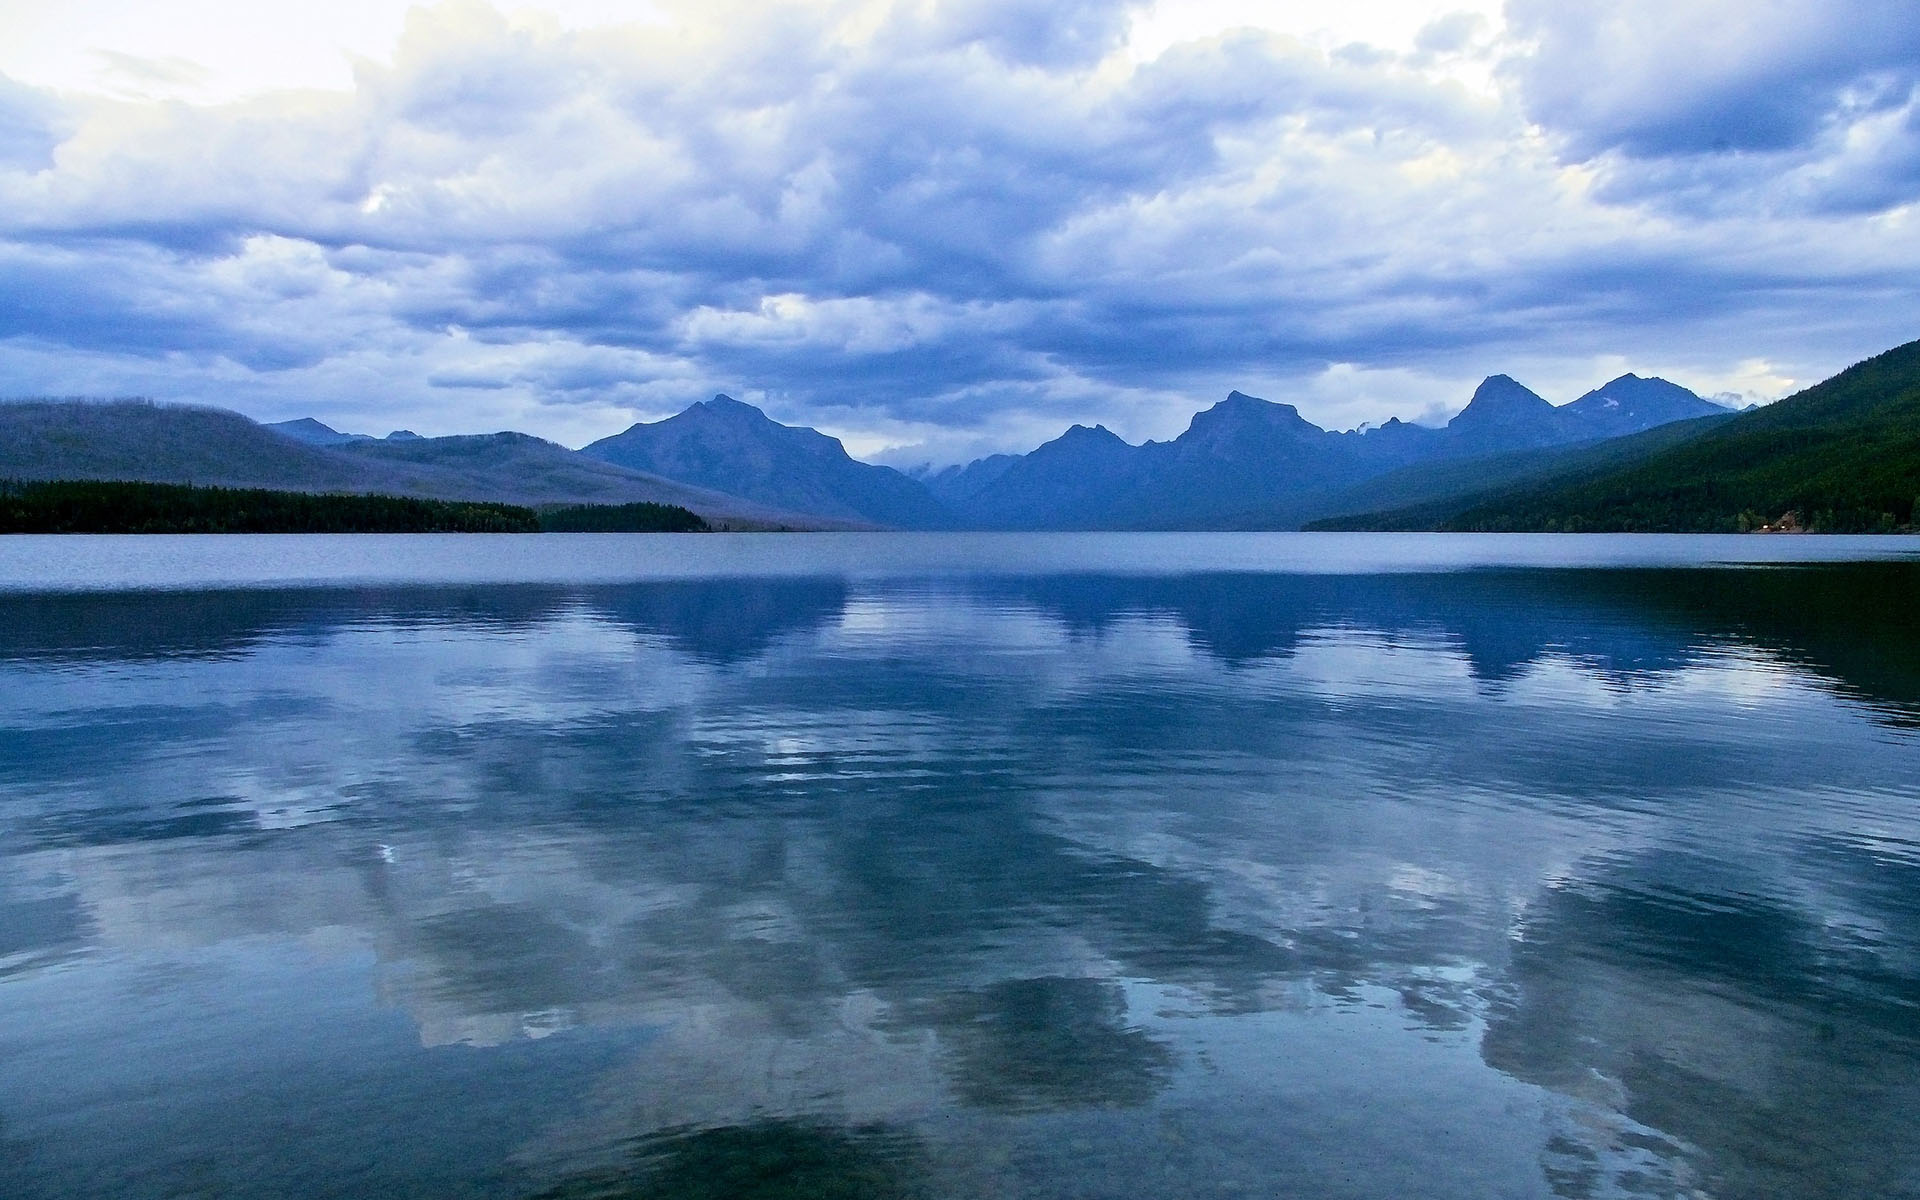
(2, 533, 1918, 1200)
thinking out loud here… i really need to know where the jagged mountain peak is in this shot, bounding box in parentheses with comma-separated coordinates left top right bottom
(1437, 375, 1568, 452)
(1057, 422, 1128, 444)
(1564, 375, 1722, 430)
(1212, 389, 1299, 416)
(1456, 375, 1552, 416)
(694, 393, 763, 416)
(1022, 423, 1139, 469)
(1180, 391, 1323, 450)
(678, 393, 850, 452)
(581, 392, 949, 528)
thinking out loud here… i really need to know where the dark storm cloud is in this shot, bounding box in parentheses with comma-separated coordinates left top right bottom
(0, 1, 1916, 454)
(1507, 0, 1920, 158)
(0, 239, 329, 369)
(1507, 0, 1920, 219)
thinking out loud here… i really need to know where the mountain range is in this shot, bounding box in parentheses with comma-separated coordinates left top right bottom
(10, 350, 1903, 533)
(1315, 338, 1920, 533)
(0, 401, 828, 528)
(915, 372, 1731, 529)
(569, 370, 1730, 529)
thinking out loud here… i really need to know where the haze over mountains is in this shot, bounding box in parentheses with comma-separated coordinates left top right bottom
(0, 366, 1779, 531)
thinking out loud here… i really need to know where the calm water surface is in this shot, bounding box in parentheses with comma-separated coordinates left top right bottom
(2, 534, 1918, 1199)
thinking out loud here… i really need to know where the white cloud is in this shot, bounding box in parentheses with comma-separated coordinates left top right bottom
(0, 0, 1915, 460)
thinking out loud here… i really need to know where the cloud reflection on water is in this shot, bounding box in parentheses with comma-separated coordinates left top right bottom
(1, 564, 1918, 1198)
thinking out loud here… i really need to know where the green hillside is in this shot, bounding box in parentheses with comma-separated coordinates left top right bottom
(1316, 338, 1920, 533)
(1296, 416, 1731, 531)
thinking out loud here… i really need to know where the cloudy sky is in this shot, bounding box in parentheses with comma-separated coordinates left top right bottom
(1, 0, 1916, 463)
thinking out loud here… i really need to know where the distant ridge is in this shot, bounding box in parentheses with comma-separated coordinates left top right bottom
(266, 417, 368, 447)
(268, 418, 429, 446)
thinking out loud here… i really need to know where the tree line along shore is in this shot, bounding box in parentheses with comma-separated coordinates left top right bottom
(0, 480, 709, 534)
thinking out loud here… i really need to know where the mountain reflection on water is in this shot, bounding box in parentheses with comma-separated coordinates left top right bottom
(1, 556, 1918, 1200)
